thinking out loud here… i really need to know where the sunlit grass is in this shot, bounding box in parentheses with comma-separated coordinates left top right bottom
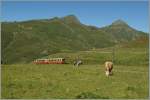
(2, 64, 148, 99)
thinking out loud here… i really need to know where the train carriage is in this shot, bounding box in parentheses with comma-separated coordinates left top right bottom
(33, 58, 65, 64)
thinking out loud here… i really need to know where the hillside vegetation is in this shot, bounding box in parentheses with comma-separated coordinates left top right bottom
(2, 15, 148, 64)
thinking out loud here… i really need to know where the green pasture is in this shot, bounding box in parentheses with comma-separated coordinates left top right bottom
(43, 47, 148, 66)
(2, 64, 148, 99)
(1, 47, 149, 99)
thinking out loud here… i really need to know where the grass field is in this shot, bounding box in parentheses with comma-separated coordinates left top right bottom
(1, 47, 149, 99)
(2, 64, 148, 99)
(44, 47, 149, 66)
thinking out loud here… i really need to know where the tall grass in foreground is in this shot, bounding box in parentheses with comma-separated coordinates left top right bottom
(2, 64, 148, 99)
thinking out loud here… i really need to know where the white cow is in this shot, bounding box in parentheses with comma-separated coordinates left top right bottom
(105, 61, 113, 76)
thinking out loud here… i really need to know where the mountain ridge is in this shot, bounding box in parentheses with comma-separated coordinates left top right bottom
(2, 15, 148, 33)
(2, 15, 148, 64)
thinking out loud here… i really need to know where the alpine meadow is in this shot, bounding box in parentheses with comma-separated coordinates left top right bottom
(1, 1, 149, 99)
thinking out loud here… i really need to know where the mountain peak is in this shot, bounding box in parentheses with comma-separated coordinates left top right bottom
(65, 15, 77, 19)
(61, 15, 80, 24)
(112, 19, 128, 26)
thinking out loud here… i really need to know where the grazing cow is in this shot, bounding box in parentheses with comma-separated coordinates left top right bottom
(105, 61, 113, 76)
(74, 60, 82, 67)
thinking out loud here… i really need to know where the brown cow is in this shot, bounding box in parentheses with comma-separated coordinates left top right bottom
(105, 61, 113, 76)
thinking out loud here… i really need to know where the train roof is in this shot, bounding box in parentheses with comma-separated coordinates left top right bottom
(35, 58, 65, 60)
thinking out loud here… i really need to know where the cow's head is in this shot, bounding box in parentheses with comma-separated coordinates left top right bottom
(105, 70, 113, 76)
(105, 71, 110, 76)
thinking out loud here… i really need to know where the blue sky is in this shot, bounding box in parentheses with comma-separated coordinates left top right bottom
(2, 1, 149, 32)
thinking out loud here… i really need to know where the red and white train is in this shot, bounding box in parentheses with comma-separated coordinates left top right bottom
(33, 58, 65, 64)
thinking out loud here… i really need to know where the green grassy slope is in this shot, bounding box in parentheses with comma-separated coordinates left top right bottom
(1, 15, 148, 64)
(42, 47, 148, 66)
(122, 36, 149, 48)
